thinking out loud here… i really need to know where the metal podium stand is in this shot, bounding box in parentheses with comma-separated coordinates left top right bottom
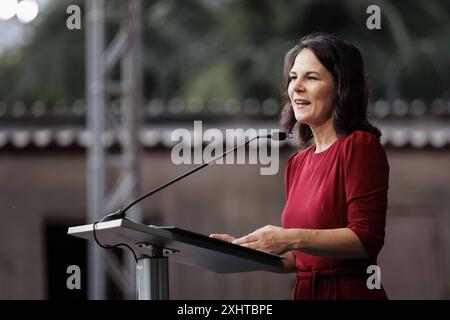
(68, 219, 284, 300)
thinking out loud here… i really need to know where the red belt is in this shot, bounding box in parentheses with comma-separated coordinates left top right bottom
(295, 264, 367, 300)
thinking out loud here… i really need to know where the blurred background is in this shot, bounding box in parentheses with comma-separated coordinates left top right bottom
(0, 0, 449, 300)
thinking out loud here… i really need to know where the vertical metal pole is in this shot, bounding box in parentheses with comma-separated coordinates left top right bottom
(86, 0, 106, 300)
(136, 250, 169, 300)
(86, 0, 143, 300)
(121, 0, 143, 298)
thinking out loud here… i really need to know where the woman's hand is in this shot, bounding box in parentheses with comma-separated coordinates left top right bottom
(211, 227, 370, 259)
(209, 233, 236, 243)
(232, 225, 293, 255)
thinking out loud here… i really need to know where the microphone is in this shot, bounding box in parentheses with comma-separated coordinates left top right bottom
(99, 131, 287, 222)
(271, 131, 287, 141)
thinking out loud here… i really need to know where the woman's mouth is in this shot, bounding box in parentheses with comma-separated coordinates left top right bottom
(293, 98, 311, 107)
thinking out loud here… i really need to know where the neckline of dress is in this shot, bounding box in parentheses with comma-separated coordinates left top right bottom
(311, 136, 344, 156)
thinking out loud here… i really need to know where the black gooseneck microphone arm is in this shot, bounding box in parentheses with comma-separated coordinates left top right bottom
(100, 131, 287, 222)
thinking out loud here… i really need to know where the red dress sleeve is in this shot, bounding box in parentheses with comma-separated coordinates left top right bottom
(343, 131, 389, 258)
(285, 152, 298, 201)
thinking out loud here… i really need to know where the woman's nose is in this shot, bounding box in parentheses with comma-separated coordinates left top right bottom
(292, 79, 306, 92)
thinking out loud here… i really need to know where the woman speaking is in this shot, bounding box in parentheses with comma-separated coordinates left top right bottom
(211, 32, 389, 300)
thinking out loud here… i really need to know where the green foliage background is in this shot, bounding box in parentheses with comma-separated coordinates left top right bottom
(1, 0, 449, 106)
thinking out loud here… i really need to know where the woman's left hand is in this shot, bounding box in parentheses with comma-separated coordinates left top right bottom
(232, 225, 292, 255)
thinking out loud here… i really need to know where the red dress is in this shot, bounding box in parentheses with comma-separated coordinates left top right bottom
(281, 130, 389, 300)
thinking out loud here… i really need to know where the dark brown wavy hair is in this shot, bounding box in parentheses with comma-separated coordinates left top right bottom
(280, 32, 381, 147)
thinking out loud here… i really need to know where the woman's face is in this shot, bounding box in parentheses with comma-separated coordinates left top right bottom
(288, 48, 336, 127)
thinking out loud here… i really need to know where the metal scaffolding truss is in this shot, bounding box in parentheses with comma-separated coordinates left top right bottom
(86, 0, 142, 299)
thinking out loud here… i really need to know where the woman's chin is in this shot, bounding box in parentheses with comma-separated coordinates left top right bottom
(294, 114, 311, 125)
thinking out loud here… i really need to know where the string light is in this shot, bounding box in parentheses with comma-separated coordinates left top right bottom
(16, 0, 39, 24)
(0, 0, 39, 23)
(0, 0, 18, 20)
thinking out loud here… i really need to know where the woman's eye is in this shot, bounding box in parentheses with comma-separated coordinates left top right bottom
(289, 76, 297, 81)
(306, 76, 317, 80)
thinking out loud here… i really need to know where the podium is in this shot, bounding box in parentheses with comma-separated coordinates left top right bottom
(67, 218, 284, 300)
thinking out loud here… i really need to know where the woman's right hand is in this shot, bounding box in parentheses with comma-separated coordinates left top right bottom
(209, 233, 236, 243)
(210, 233, 295, 273)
